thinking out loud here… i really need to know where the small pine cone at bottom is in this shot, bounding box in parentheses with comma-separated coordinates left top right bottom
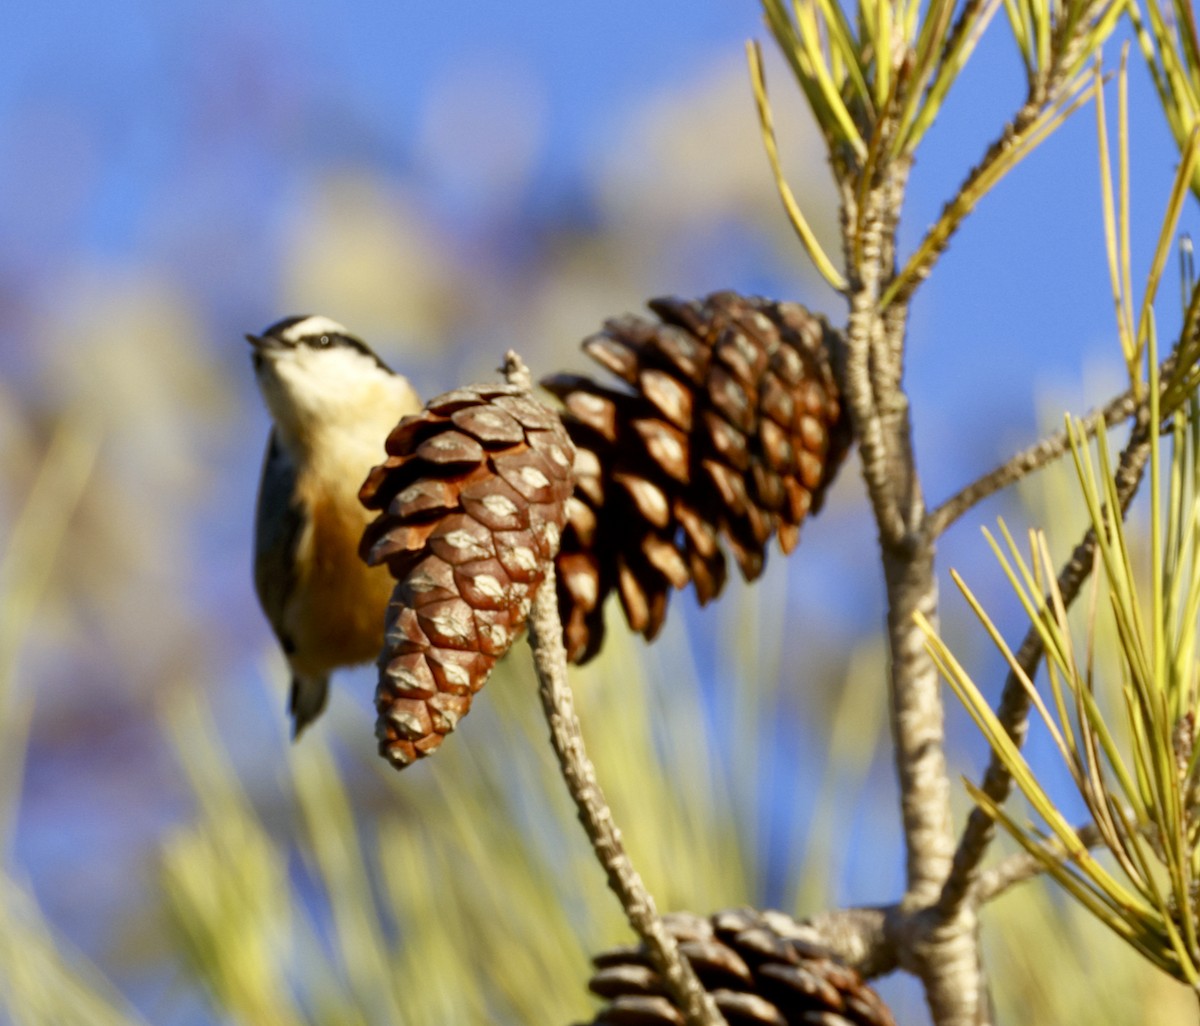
(576, 908, 895, 1026)
(543, 291, 851, 665)
(359, 383, 576, 770)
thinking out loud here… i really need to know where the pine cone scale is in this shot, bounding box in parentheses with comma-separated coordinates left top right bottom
(415, 597, 476, 649)
(449, 405, 526, 444)
(704, 410, 751, 469)
(452, 560, 512, 609)
(707, 366, 754, 432)
(634, 418, 690, 481)
(714, 990, 787, 1025)
(582, 335, 642, 383)
(416, 430, 488, 466)
(381, 651, 437, 698)
(590, 965, 664, 998)
(427, 526, 491, 567)
(641, 535, 690, 589)
(648, 328, 707, 384)
(596, 995, 686, 1026)
(639, 369, 694, 429)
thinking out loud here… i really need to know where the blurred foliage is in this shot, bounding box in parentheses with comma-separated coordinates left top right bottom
(155, 612, 821, 1024)
(984, 864, 1197, 1021)
(0, 414, 147, 1026)
(0, 400, 1189, 1025)
(150, 550, 899, 1026)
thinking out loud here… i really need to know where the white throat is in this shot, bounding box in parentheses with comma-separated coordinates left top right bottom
(257, 345, 416, 470)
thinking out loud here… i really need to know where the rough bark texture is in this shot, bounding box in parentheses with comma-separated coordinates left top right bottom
(838, 164, 973, 1024)
(511, 349, 726, 1026)
(526, 530, 726, 1026)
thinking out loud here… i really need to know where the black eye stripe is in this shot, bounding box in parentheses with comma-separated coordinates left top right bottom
(309, 332, 372, 356)
(256, 316, 393, 372)
(304, 332, 393, 372)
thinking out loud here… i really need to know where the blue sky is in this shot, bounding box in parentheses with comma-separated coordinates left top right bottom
(2, 0, 1183, 446)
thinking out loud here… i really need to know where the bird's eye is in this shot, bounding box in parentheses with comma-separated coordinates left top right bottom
(318, 335, 331, 347)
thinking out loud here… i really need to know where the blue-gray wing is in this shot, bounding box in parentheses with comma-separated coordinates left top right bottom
(253, 431, 303, 654)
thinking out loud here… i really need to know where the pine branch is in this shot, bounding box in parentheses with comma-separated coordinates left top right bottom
(927, 385, 1140, 537)
(525, 572, 726, 1026)
(791, 906, 900, 980)
(506, 352, 725, 1026)
(974, 823, 1104, 904)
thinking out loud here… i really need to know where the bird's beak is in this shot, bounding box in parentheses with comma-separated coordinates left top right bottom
(246, 333, 285, 363)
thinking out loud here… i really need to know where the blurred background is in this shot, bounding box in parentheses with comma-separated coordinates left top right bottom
(2, 1, 1199, 1023)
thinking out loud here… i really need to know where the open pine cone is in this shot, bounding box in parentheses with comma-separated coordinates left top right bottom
(578, 908, 895, 1026)
(542, 291, 850, 664)
(359, 383, 575, 770)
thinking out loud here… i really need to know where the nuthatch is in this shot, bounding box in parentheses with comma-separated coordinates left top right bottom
(248, 315, 421, 738)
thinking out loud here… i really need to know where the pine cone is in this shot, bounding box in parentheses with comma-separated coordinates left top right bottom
(542, 291, 850, 664)
(578, 908, 895, 1026)
(359, 383, 576, 770)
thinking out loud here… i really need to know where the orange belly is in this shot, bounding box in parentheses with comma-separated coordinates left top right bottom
(287, 489, 396, 678)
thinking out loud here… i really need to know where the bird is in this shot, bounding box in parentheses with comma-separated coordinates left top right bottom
(247, 315, 422, 738)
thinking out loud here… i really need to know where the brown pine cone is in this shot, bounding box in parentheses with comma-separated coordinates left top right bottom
(579, 908, 895, 1026)
(359, 383, 576, 770)
(542, 291, 850, 664)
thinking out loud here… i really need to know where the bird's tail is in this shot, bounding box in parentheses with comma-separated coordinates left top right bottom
(290, 674, 330, 740)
